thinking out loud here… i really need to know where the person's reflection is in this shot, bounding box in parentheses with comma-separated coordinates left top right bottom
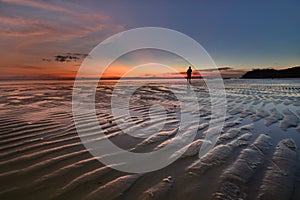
(186, 81, 191, 94)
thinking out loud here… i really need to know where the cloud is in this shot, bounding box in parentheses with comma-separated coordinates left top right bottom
(1, 0, 108, 20)
(1, 16, 105, 41)
(167, 66, 246, 78)
(54, 55, 74, 62)
(0, 1, 124, 47)
(218, 67, 232, 71)
(193, 67, 233, 72)
(53, 53, 88, 63)
(0, 15, 51, 37)
(2, 0, 73, 13)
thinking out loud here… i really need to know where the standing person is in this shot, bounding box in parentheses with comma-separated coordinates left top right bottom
(187, 66, 192, 83)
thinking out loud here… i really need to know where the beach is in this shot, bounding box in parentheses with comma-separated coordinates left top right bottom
(0, 79, 300, 200)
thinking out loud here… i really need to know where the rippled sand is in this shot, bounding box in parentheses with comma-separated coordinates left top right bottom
(0, 79, 300, 200)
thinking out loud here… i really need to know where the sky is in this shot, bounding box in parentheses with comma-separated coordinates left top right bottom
(0, 0, 300, 79)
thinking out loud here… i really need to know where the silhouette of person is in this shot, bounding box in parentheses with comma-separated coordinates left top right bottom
(187, 66, 192, 83)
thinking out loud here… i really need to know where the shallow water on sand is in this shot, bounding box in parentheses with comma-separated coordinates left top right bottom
(0, 79, 300, 200)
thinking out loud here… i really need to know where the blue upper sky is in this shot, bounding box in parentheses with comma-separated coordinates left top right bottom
(99, 0, 300, 67)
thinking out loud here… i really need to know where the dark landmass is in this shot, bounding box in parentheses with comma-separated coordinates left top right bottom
(242, 66, 300, 78)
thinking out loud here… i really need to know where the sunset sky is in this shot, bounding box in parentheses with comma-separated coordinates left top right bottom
(1, 0, 300, 79)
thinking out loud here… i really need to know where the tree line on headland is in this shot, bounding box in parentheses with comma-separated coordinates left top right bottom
(242, 66, 300, 78)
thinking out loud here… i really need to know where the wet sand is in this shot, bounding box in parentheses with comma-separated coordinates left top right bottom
(0, 79, 300, 200)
